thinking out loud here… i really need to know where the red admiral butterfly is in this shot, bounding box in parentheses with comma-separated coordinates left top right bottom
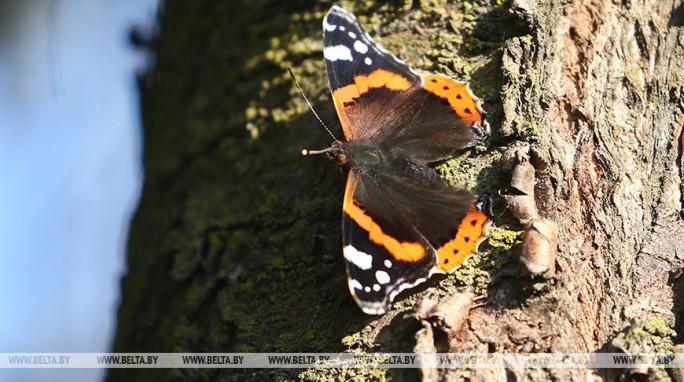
(303, 6, 492, 315)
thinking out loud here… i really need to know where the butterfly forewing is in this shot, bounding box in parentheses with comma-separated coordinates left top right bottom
(323, 6, 422, 141)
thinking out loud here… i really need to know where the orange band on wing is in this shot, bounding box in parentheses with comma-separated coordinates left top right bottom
(333, 69, 412, 107)
(436, 205, 490, 272)
(343, 175, 426, 263)
(422, 74, 485, 127)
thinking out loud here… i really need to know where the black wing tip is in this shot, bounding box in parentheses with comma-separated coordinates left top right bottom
(328, 5, 351, 15)
(324, 6, 361, 38)
(326, 5, 358, 23)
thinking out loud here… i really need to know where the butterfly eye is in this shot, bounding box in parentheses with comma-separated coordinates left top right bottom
(335, 152, 348, 165)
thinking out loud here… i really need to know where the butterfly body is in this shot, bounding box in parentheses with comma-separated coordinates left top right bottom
(344, 141, 387, 169)
(318, 6, 492, 315)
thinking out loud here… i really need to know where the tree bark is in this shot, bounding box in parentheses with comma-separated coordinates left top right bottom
(109, 0, 684, 381)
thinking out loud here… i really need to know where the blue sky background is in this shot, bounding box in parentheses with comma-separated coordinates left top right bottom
(0, 1, 158, 381)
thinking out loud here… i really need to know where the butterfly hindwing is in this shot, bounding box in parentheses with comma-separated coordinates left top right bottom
(341, 161, 491, 314)
(342, 171, 436, 314)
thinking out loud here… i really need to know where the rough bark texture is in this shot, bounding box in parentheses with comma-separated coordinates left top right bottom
(109, 0, 684, 381)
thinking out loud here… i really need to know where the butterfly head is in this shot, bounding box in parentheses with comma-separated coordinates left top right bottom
(301, 140, 349, 167)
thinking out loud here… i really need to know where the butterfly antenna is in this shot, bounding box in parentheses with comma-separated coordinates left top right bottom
(287, 67, 339, 143)
(300, 147, 334, 156)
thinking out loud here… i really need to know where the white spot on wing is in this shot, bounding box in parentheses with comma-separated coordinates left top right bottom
(364, 57, 372, 65)
(384, 259, 392, 268)
(372, 284, 381, 292)
(361, 306, 384, 314)
(375, 270, 390, 285)
(324, 20, 337, 32)
(348, 31, 357, 38)
(344, 245, 373, 270)
(324, 45, 353, 62)
(364, 286, 371, 292)
(340, 26, 346, 31)
(349, 279, 363, 290)
(353, 40, 368, 54)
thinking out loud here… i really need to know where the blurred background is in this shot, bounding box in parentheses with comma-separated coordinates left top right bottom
(0, 1, 158, 381)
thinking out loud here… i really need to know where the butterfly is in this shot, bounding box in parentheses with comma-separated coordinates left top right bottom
(307, 6, 492, 315)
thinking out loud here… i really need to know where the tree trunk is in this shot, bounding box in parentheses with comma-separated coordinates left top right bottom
(109, 0, 684, 381)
